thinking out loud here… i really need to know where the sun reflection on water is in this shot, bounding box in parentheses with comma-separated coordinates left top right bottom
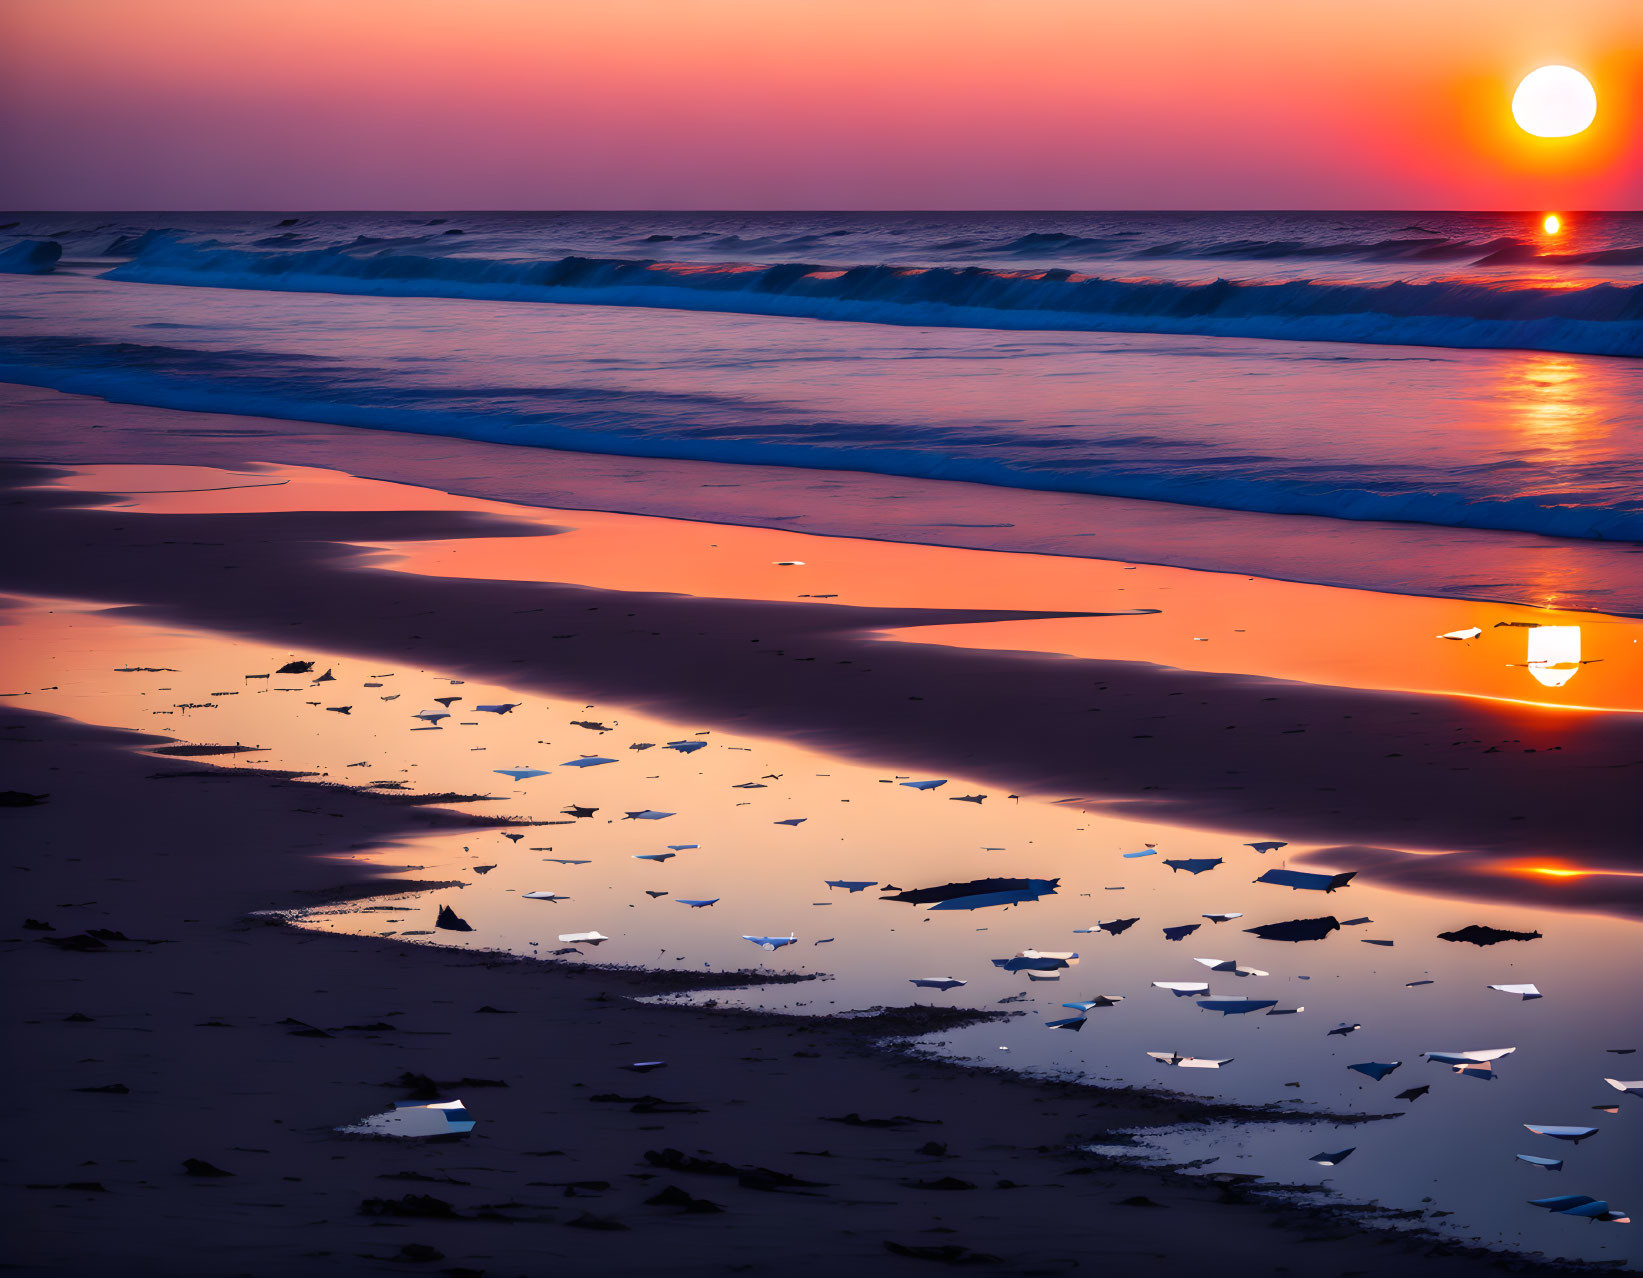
(1510, 352, 1594, 469)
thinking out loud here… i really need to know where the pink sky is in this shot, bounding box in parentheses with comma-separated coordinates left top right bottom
(1, 0, 1638, 209)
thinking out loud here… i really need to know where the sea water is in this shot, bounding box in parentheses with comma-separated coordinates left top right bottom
(0, 211, 1640, 556)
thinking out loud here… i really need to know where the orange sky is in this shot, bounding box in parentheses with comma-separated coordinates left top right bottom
(1, 0, 1638, 208)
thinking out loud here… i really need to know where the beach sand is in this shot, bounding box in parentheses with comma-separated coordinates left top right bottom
(2, 455, 1638, 911)
(3, 388, 1640, 1275)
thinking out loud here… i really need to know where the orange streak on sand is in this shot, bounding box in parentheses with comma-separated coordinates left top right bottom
(1511, 860, 1643, 880)
(388, 530, 1639, 715)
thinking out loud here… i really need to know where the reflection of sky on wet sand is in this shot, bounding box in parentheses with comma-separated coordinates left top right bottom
(39, 463, 1643, 715)
(3, 595, 1638, 1266)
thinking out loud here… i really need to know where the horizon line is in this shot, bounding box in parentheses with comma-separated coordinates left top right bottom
(4, 207, 1636, 217)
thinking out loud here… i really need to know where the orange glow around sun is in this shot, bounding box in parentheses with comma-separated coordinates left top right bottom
(2, 0, 1642, 209)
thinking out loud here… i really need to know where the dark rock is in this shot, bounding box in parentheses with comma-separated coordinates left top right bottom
(1244, 916, 1341, 943)
(360, 1194, 458, 1219)
(823, 1112, 939, 1128)
(644, 1148, 738, 1177)
(1437, 924, 1542, 946)
(642, 1148, 826, 1190)
(0, 791, 49, 807)
(391, 1244, 445, 1263)
(435, 905, 473, 932)
(393, 1072, 443, 1101)
(565, 1211, 627, 1231)
(883, 1241, 1001, 1264)
(41, 934, 108, 952)
(644, 1184, 724, 1213)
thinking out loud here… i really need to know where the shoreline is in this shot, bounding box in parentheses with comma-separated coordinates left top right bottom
(2, 380, 1640, 618)
(0, 708, 1600, 1276)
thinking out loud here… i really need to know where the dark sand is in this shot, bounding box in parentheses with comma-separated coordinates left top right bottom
(3, 416, 1639, 1276)
(1, 709, 1592, 1277)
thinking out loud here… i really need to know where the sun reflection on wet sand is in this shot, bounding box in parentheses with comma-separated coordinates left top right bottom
(1521, 624, 1585, 687)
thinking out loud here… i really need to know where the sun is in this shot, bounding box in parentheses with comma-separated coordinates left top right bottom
(1543, 214, 1560, 235)
(1512, 66, 1597, 137)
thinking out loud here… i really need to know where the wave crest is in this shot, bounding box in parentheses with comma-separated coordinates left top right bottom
(0, 239, 62, 275)
(102, 237, 1643, 357)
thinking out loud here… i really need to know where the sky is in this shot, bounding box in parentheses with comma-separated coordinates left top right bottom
(1, 0, 1639, 210)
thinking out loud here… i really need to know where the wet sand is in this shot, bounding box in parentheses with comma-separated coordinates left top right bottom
(2, 462, 1639, 915)
(0, 708, 1598, 1277)
(2, 395, 1640, 1275)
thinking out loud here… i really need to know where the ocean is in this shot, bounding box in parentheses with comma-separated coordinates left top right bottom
(1, 210, 1640, 563)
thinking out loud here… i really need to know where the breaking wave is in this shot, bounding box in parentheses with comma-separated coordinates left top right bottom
(0, 239, 62, 275)
(104, 237, 1643, 357)
(0, 333, 1638, 542)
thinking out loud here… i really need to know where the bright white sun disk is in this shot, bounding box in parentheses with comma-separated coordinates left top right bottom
(1512, 66, 1597, 138)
